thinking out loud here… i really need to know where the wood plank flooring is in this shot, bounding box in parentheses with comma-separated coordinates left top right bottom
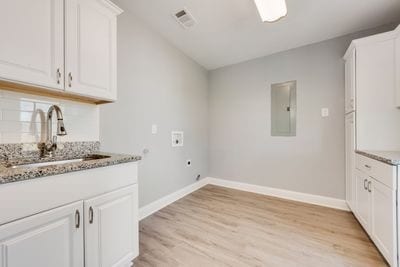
(133, 185, 387, 267)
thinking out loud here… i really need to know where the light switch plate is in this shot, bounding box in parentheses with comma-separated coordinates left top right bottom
(171, 131, 184, 147)
(151, 124, 158, 134)
(321, 108, 329, 117)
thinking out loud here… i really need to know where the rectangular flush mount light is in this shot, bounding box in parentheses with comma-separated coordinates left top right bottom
(254, 0, 287, 22)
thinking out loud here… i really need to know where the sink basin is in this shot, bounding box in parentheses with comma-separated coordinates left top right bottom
(7, 154, 111, 169)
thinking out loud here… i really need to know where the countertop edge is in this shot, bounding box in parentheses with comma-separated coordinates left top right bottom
(0, 152, 141, 185)
(355, 150, 400, 166)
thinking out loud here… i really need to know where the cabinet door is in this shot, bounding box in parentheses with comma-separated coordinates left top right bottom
(354, 169, 370, 231)
(0, 0, 64, 90)
(370, 179, 397, 266)
(345, 49, 356, 113)
(84, 185, 138, 267)
(345, 113, 356, 210)
(356, 39, 400, 150)
(0, 202, 84, 267)
(65, 0, 121, 101)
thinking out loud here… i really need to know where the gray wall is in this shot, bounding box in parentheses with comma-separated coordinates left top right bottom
(100, 7, 208, 207)
(208, 25, 397, 200)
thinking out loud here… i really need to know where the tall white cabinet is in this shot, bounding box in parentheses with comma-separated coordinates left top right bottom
(0, 0, 122, 102)
(344, 24, 400, 266)
(344, 46, 356, 210)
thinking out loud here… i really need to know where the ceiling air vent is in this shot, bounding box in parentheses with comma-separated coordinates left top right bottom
(174, 8, 196, 29)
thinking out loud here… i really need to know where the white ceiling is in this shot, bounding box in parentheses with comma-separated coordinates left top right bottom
(116, 0, 400, 70)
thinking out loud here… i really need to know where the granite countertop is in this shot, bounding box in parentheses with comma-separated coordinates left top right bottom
(356, 150, 400, 165)
(0, 142, 141, 185)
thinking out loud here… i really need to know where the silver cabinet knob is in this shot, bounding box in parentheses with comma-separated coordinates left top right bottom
(68, 72, 73, 87)
(56, 68, 61, 84)
(75, 210, 80, 229)
(89, 207, 94, 224)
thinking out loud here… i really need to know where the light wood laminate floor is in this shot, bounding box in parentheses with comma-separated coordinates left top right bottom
(134, 185, 387, 267)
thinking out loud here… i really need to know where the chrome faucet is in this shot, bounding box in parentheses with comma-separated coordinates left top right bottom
(43, 105, 67, 157)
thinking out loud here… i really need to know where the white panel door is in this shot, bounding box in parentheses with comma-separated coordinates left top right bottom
(345, 113, 356, 210)
(0, 0, 64, 90)
(370, 179, 397, 266)
(65, 0, 120, 101)
(85, 185, 139, 267)
(345, 49, 356, 113)
(355, 169, 370, 231)
(0, 202, 84, 267)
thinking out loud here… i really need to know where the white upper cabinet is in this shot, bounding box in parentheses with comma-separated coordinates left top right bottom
(0, 0, 64, 90)
(84, 185, 139, 267)
(65, 0, 122, 101)
(344, 49, 356, 114)
(0, 0, 122, 102)
(0, 202, 84, 267)
(345, 25, 400, 151)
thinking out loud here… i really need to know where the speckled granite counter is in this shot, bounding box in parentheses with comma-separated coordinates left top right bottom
(356, 150, 400, 165)
(0, 142, 141, 185)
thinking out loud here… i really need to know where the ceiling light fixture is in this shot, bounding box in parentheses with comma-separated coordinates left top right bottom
(254, 0, 287, 22)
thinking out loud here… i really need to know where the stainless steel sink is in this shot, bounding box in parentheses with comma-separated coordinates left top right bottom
(7, 154, 110, 169)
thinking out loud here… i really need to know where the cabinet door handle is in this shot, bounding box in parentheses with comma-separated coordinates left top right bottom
(75, 210, 80, 229)
(56, 68, 61, 84)
(368, 181, 372, 193)
(364, 164, 371, 169)
(363, 179, 368, 190)
(68, 72, 73, 87)
(89, 207, 94, 224)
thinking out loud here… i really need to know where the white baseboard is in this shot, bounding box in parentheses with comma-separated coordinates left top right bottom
(207, 177, 349, 211)
(139, 178, 209, 220)
(139, 177, 349, 220)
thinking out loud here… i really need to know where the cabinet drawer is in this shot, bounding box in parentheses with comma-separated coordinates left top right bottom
(356, 154, 396, 189)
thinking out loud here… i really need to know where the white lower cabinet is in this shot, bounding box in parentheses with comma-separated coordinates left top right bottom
(370, 180, 397, 265)
(0, 202, 84, 267)
(85, 185, 138, 267)
(355, 169, 370, 230)
(0, 185, 138, 267)
(353, 155, 397, 266)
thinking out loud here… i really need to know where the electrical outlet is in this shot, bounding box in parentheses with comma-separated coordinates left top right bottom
(171, 131, 184, 147)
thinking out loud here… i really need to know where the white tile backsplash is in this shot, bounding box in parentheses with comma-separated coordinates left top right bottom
(0, 90, 99, 143)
